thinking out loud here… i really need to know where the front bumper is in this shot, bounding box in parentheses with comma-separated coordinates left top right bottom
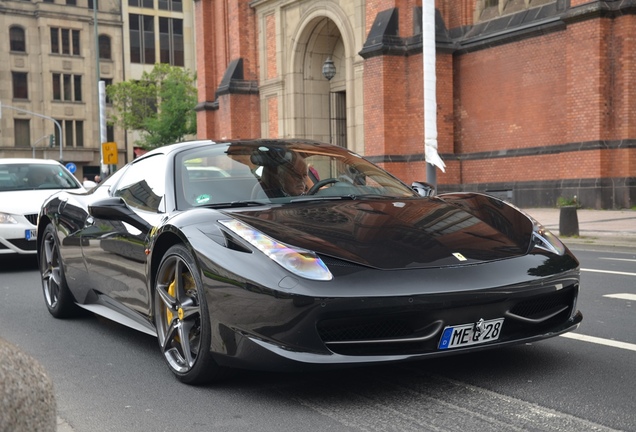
(208, 270, 581, 371)
(0, 220, 38, 255)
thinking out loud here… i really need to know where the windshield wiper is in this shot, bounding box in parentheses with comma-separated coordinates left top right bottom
(205, 200, 267, 208)
(289, 195, 357, 203)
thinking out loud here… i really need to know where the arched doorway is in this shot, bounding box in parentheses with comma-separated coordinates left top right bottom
(290, 17, 347, 147)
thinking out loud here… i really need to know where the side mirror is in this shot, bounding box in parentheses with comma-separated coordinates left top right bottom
(88, 197, 151, 232)
(412, 181, 436, 197)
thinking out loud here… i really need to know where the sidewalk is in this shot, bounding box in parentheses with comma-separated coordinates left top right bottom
(524, 208, 636, 249)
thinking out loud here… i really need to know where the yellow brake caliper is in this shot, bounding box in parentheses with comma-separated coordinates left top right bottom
(166, 273, 195, 342)
(166, 279, 176, 323)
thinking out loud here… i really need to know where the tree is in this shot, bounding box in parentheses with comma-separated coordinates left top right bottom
(106, 64, 197, 149)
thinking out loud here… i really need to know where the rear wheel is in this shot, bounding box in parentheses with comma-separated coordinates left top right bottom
(39, 224, 78, 318)
(154, 244, 228, 385)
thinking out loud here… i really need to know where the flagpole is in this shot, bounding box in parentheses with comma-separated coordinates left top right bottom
(422, 0, 445, 191)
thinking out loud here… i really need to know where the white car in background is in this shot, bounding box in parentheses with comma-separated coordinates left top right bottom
(0, 158, 84, 256)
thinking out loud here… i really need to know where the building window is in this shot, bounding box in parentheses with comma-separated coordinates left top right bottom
(88, 0, 98, 9)
(12, 72, 28, 99)
(51, 28, 80, 56)
(159, 17, 183, 66)
(74, 75, 82, 101)
(99, 35, 111, 59)
(66, 0, 76, 5)
(55, 120, 83, 147)
(101, 78, 113, 104)
(130, 14, 155, 64)
(14, 119, 31, 148)
(52, 73, 82, 102)
(158, 0, 181, 12)
(76, 121, 84, 147)
(107, 124, 115, 142)
(129, 0, 154, 8)
(10, 26, 26, 52)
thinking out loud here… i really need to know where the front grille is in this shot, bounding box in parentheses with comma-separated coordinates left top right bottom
(318, 318, 414, 343)
(24, 214, 38, 225)
(8, 239, 37, 251)
(509, 286, 575, 320)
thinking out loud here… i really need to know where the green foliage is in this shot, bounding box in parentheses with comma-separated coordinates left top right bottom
(557, 196, 578, 208)
(106, 64, 197, 149)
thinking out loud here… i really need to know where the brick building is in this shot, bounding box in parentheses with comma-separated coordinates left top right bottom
(194, 0, 635, 209)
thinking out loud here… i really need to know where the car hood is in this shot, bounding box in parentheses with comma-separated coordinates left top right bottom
(0, 189, 71, 215)
(227, 195, 535, 270)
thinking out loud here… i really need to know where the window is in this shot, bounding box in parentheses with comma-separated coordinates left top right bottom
(88, 0, 98, 9)
(10, 27, 26, 52)
(75, 121, 84, 147)
(158, 0, 181, 11)
(129, 14, 155, 64)
(330, 91, 347, 147)
(101, 78, 113, 104)
(50, 28, 58, 53)
(66, 0, 76, 5)
(113, 155, 167, 212)
(65, 120, 73, 147)
(12, 72, 28, 99)
(159, 18, 183, 66)
(50, 28, 80, 56)
(98, 35, 111, 59)
(106, 124, 115, 142)
(74, 75, 82, 101)
(14, 120, 31, 148)
(52, 73, 82, 102)
(129, 0, 154, 8)
(54, 120, 84, 147)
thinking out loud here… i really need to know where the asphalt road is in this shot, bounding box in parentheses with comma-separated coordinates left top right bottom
(0, 245, 634, 432)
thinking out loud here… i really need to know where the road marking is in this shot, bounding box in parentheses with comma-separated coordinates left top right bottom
(560, 333, 636, 352)
(581, 268, 636, 277)
(603, 293, 636, 301)
(281, 369, 621, 432)
(599, 257, 636, 263)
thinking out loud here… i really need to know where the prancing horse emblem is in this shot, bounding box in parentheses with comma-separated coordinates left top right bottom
(473, 318, 485, 336)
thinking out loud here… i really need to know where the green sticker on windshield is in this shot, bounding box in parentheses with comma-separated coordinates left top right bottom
(195, 194, 211, 204)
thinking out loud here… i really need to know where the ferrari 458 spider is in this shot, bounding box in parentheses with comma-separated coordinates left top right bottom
(37, 139, 582, 384)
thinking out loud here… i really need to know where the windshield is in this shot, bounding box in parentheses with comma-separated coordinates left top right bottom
(175, 141, 416, 209)
(0, 162, 82, 191)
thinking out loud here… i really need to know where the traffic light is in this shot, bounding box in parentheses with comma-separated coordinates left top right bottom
(49, 134, 55, 148)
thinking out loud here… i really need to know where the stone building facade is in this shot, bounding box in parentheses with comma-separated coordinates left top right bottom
(1, 0, 195, 180)
(194, 0, 635, 209)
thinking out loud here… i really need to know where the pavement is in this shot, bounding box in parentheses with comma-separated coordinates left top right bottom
(524, 208, 636, 250)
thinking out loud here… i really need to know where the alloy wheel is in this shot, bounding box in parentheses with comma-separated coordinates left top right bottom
(155, 253, 203, 374)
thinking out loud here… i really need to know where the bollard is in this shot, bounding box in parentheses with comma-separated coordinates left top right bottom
(559, 205, 579, 237)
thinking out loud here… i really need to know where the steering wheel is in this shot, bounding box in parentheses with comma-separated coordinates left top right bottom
(307, 178, 339, 195)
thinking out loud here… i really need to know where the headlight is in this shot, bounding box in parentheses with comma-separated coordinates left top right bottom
(532, 223, 566, 256)
(219, 219, 333, 281)
(500, 201, 566, 256)
(0, 213, 18, 224)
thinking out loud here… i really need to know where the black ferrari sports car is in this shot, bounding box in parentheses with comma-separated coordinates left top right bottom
(37, 139, 582, 384)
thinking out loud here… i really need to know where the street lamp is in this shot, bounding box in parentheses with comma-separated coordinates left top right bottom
(322, 57, 336, 81)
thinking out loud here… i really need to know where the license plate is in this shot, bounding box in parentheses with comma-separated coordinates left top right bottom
(438, 318, 504, 350)
(25, 229, 37, 241)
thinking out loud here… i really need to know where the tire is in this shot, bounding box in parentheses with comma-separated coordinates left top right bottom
(154, 244, 228, 385)
(39, 224, 79, 318)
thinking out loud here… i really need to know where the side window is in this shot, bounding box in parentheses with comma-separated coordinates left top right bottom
(113, 155, 166, 212)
